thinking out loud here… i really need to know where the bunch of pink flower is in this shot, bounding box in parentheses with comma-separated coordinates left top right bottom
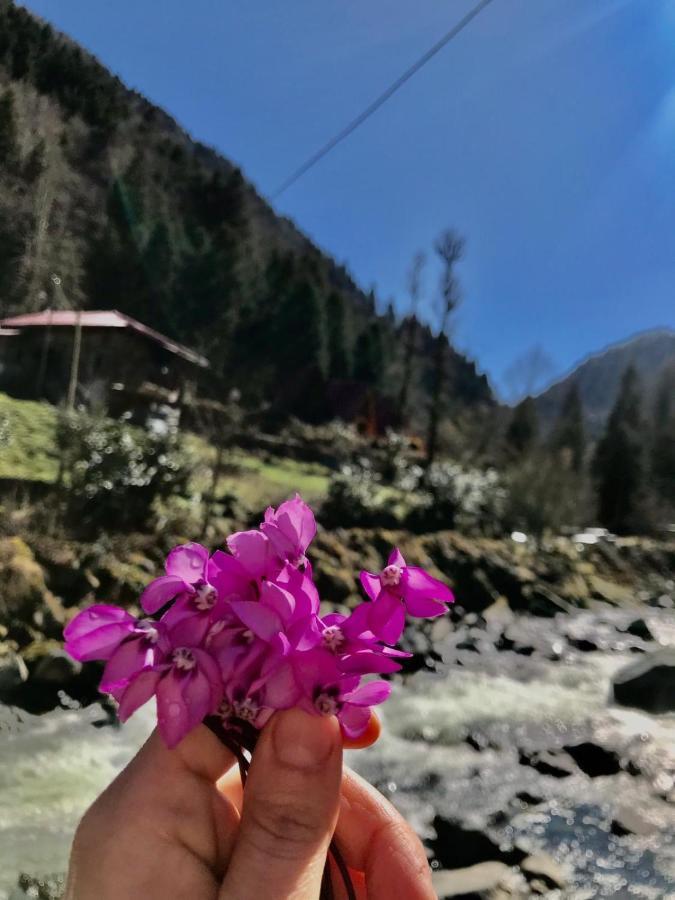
(64, 495, 454, 748)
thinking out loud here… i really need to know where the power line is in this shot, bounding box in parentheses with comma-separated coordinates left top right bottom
(272, 0, 496, 199)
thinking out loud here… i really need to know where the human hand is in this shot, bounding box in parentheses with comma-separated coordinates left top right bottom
(64, 708, 436, 899)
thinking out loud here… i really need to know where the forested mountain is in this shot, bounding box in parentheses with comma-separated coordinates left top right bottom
(0, 0, 492, 425)
(535, 329, 675, 437)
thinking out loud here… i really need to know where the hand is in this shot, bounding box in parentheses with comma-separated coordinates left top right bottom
(65, 708, 435, 899)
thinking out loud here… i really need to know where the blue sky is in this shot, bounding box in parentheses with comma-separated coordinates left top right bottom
(19, 0, 675, 396)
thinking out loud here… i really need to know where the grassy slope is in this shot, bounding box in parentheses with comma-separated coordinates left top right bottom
(0, 392, 59, 482)
(0, 392, 330, 504)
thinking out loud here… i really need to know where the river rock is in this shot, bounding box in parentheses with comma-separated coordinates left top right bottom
(611, 806, 659, 837)
(518, 749, 577, 779)
(622, 618, 654, 641)
(0, 646, 29, 692)
(430, 816, 525, 869)
(562, 741, 621, 777)
(432, 861, 516, 898)
(520, 853, 567, 890)
(612, 649, 675, 713)
(31, 648, 82, 683)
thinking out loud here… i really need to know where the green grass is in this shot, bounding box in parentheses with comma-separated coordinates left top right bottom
(0, 393, 332, 506)
(183, 434, 330, 510)
(0, 392, 59, 482)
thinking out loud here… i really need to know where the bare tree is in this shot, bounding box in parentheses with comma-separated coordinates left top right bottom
(426, 229, 465, 468)
(397, 251, 426, 421)
(502, 345, 555, 404)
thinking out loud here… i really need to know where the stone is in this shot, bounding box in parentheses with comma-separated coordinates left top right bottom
(432, 862, 514, 899)
(430, 816, 525, 869)
(623, 618, 654, 641)
(31, 648, 82, 684)
(589, 575, 633, 605)
(518, 749, 577, 779)
(563, 741, 621, 778)
(611, 806, 658, 837)
(0, 647, 29, 692)
(520, 853, 567, 890)
(612, 649, 675, 714)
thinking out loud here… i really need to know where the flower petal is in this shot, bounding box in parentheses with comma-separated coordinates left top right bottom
(339, 705, 371, 738)
(165, 543, 209, 582)
(344, 679, 392, 707)
(226, 530, 271, 580)
(402, 567, 454, 607)
(387, 547, 406, 568)
(339, 651, 402, 675)
(230, 600, 282, 642)
(156, 671, 191, 748)
(100, 638, 156, 692)
(261, 661, 302, 709)
(63, 605, 133, 642)
(117, 669, 160, 721)
(64, 605, 136, 661)
(140, 575, 188, 614)
(368, 593, 406, 644)
(360, 571, 382, 601)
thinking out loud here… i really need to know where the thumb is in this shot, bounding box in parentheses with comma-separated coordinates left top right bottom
(220, 708, 342, 899)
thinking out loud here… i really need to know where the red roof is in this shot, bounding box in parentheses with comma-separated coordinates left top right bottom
(0, 310, 209, 368)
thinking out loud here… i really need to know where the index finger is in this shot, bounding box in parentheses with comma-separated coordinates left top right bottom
(333, 767, 436, 900)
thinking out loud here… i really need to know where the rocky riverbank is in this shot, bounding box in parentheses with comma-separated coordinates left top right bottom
(1, 528, 674, 898)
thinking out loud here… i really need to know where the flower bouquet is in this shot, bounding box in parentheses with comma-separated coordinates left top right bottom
(65, 494, 454, 898)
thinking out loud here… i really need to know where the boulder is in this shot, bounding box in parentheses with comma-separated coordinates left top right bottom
(430, 816, 525, 870)
(611, 806, 659, 837)
(518, 749, 577, 779)
(612, 649, 675, 714)
(0, 646, 29, 692)
(562, 741, 621, 778)
(31, 648, 82, 684)
(623, 618, 654, 641)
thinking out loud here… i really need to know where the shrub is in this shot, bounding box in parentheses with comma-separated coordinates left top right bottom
(56, 410, 191, 530)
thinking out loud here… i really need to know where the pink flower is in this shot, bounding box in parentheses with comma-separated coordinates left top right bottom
(261, 494, 316, 568)
(318, 603, 411, 674)
(226, 529, 279, 581)
(64, 605, 137, 661)
(291, 648, 391, 738)
(140, 543, 222, 615)
(360, 548, 454, 644)
(110, 619, 222, 748)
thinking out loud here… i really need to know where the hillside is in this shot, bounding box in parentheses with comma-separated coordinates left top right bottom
(0, 0, 492, 425)
(535, 329, 675, 436)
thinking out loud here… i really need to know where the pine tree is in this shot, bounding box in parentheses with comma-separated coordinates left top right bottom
(550, 383, 585, 471)
(398, 252, 425, 421)
(505, 396, 539, 456)
(650, 363, 675, 509)
(0, 89, 20, 173)
(326, 291, 351, 378)
(592, 365, 645, 533)
(354, 321, 384, 387)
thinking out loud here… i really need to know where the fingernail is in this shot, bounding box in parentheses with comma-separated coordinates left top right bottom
(272, 708, 338, 770)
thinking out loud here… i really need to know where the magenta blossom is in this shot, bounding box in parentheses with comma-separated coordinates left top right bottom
(318, 603, 411, 675)
(140, 543, 222, 615)
(360, 548, 454, 644)
(113, 619, 222, 748)
(292, 648, 391, 739)
(64, 493, 454, 750)
(64, 604, 136, 661)
(261, 494, 316, 568)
